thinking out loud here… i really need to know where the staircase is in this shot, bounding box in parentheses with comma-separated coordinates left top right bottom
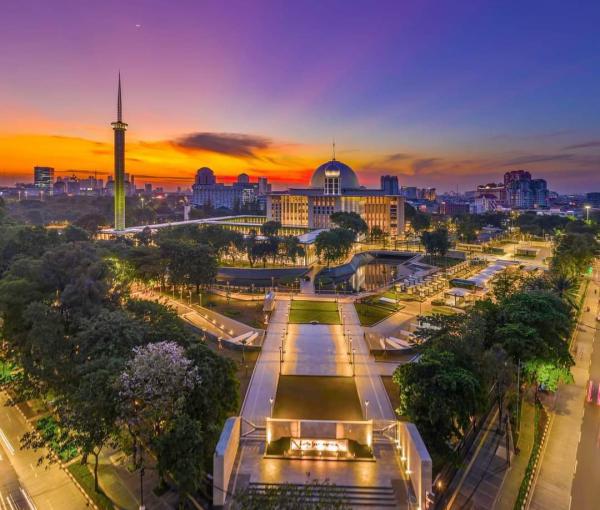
(244, 482, 399, 508)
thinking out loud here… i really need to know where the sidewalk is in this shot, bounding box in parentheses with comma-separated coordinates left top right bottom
(528, 274, 598, 510)
(494, 400, 536, 510)
(443, 409, 510, 510)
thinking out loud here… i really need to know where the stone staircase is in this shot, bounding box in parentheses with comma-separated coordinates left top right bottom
(244, 482, 399, 508)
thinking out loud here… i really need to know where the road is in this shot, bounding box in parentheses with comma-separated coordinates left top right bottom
(0, 392, 88, 510)
(571, 260, 600, 510)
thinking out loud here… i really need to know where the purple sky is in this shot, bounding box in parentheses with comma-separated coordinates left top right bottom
(1, 0, 599, 192)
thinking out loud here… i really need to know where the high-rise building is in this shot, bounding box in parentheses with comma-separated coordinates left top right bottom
(191, 170, 262, 210)
(111, 74, 127, 231)
(504, 170, 548, 208)
(258, 177, 271, 195)
(380, 175, 399, 195)
(586, 192, 600, 208)
(34, 166, 54, 192)
(144, 183, 153, 194)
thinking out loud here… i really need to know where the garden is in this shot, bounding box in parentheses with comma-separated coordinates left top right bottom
(288, 300, 340, 324)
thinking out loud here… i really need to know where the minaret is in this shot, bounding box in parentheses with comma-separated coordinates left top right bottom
(111, 73, 127, 231)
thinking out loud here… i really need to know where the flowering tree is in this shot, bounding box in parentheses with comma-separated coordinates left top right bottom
(117, 341, 200, 463)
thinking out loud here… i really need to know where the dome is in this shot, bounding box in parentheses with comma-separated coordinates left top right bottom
(310, 160, 360, 189)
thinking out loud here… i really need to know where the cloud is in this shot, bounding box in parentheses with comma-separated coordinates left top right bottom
(384, 152, 412, 163)
(562, 140, 600, 150)
(172, 132, 272, 158)
(412, 158, 441, 173)
(500, 154, 574, 166)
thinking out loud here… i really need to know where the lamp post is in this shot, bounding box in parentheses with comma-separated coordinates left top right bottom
(269, 397, 274, 418)
(365, 400, 370, 420)
(585, 204, 591, 222)
(352, 348, 356, 376)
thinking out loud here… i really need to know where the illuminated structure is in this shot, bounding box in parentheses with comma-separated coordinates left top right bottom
(111, 74, 127, 231)
(267, 157, 405, 237)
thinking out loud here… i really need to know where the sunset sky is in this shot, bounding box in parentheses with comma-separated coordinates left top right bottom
(1, 0, 599, 192)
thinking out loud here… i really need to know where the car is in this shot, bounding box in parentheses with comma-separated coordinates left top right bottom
(586, 380, 595, 403)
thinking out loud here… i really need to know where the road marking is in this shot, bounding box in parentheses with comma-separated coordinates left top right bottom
(0, 429, 15, 456)
(19, 488, 36, 510)
(5, 495, 16, 510)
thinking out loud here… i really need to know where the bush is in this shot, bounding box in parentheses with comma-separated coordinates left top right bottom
(35, 416, 78, 462)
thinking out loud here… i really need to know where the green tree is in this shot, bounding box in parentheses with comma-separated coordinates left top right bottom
(315, 228, 355, 266)
(260, 220, 281, 237)
(411, 212, 431, 233)
(330, 212, 368, 238)
(393, 349, 483, 455)
(155, 414, 204, 507)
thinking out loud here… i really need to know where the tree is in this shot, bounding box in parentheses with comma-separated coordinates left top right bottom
(495, 291, 573, 367)
(282, 236, 305, 265)
(133, 226, 153, 246)
(411, 212, 431, 233)
(523, 359, 573, 393)
(454, 214, 478, 242)
(260, 220, 281, 238)
(63, 225, 90, 242)
(155, 414, 204, 506)
(118, 342, 200, 440)
(315, 228, 355, 266)
(369, 226, 385, 244)
(393, 349, 483, 455)
(330, 212, 368, 238)
(74, 213, 107, 236)
(420, 227, 450, 259)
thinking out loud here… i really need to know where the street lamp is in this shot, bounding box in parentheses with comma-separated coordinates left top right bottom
(365, 400, 370, 420)
(269, 396, 274, 418)
(585, 204, 591, 222)
(352, 348, 356, 376)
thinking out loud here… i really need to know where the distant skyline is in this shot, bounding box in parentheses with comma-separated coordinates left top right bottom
(1, 0, 600, 193)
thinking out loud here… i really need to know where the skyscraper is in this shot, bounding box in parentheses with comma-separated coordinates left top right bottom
(33, 166, 54, 192)
(111, 74, 127, 230)
(380, 175, 399, 195)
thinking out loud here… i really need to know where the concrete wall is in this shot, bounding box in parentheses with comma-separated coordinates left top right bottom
(267, 418, 373, 447)
(213, 416, 241, 508)
(397, 421, 433, 510)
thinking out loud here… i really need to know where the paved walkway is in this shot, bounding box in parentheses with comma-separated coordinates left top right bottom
(494, 401, 535, 510)
(283, 323, 352, 376)
(444, 409, 510, 510)
(340, 302, 396, 422)
(529, 272, 599, 510)
(240, 299, 290, 428)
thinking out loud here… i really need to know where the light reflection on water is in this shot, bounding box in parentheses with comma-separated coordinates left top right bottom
(318, 258, 415, 293)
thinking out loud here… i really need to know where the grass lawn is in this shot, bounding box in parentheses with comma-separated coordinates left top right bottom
(203, 293, 265, 328)
(428, 305, 458, 316)
(355, 299, 402, 326)
(392, 292, 423, 302)
(288, 300, 340, 324)
(381, 376, 402, 418)
(273, 375, 362, 420)
(68, 462, 114, 510)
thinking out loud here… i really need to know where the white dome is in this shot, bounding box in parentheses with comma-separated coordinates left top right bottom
(310, 160, 359, 189)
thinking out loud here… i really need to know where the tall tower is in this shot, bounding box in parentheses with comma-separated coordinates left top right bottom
(111, 73, 127, 230)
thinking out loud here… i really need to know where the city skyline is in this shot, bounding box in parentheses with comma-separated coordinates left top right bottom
(1, 1, 600, 193)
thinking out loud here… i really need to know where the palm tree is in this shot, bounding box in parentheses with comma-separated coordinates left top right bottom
(550, 272, 578, 309)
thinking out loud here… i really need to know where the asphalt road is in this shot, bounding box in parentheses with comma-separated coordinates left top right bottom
(0, 392, 88, 510)
(571, 263, 600, 510)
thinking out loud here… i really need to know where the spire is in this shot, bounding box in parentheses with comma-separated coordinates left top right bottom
(117, 72, 122, 122)
(332, 138, 336, 161)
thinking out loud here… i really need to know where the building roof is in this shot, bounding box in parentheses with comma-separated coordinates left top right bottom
(310, 159, 360, 189)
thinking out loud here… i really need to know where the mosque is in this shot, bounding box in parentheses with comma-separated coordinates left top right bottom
(266, 157, 405, 238)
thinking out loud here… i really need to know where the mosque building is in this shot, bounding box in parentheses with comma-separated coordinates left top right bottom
(266, 157, 405, 238)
